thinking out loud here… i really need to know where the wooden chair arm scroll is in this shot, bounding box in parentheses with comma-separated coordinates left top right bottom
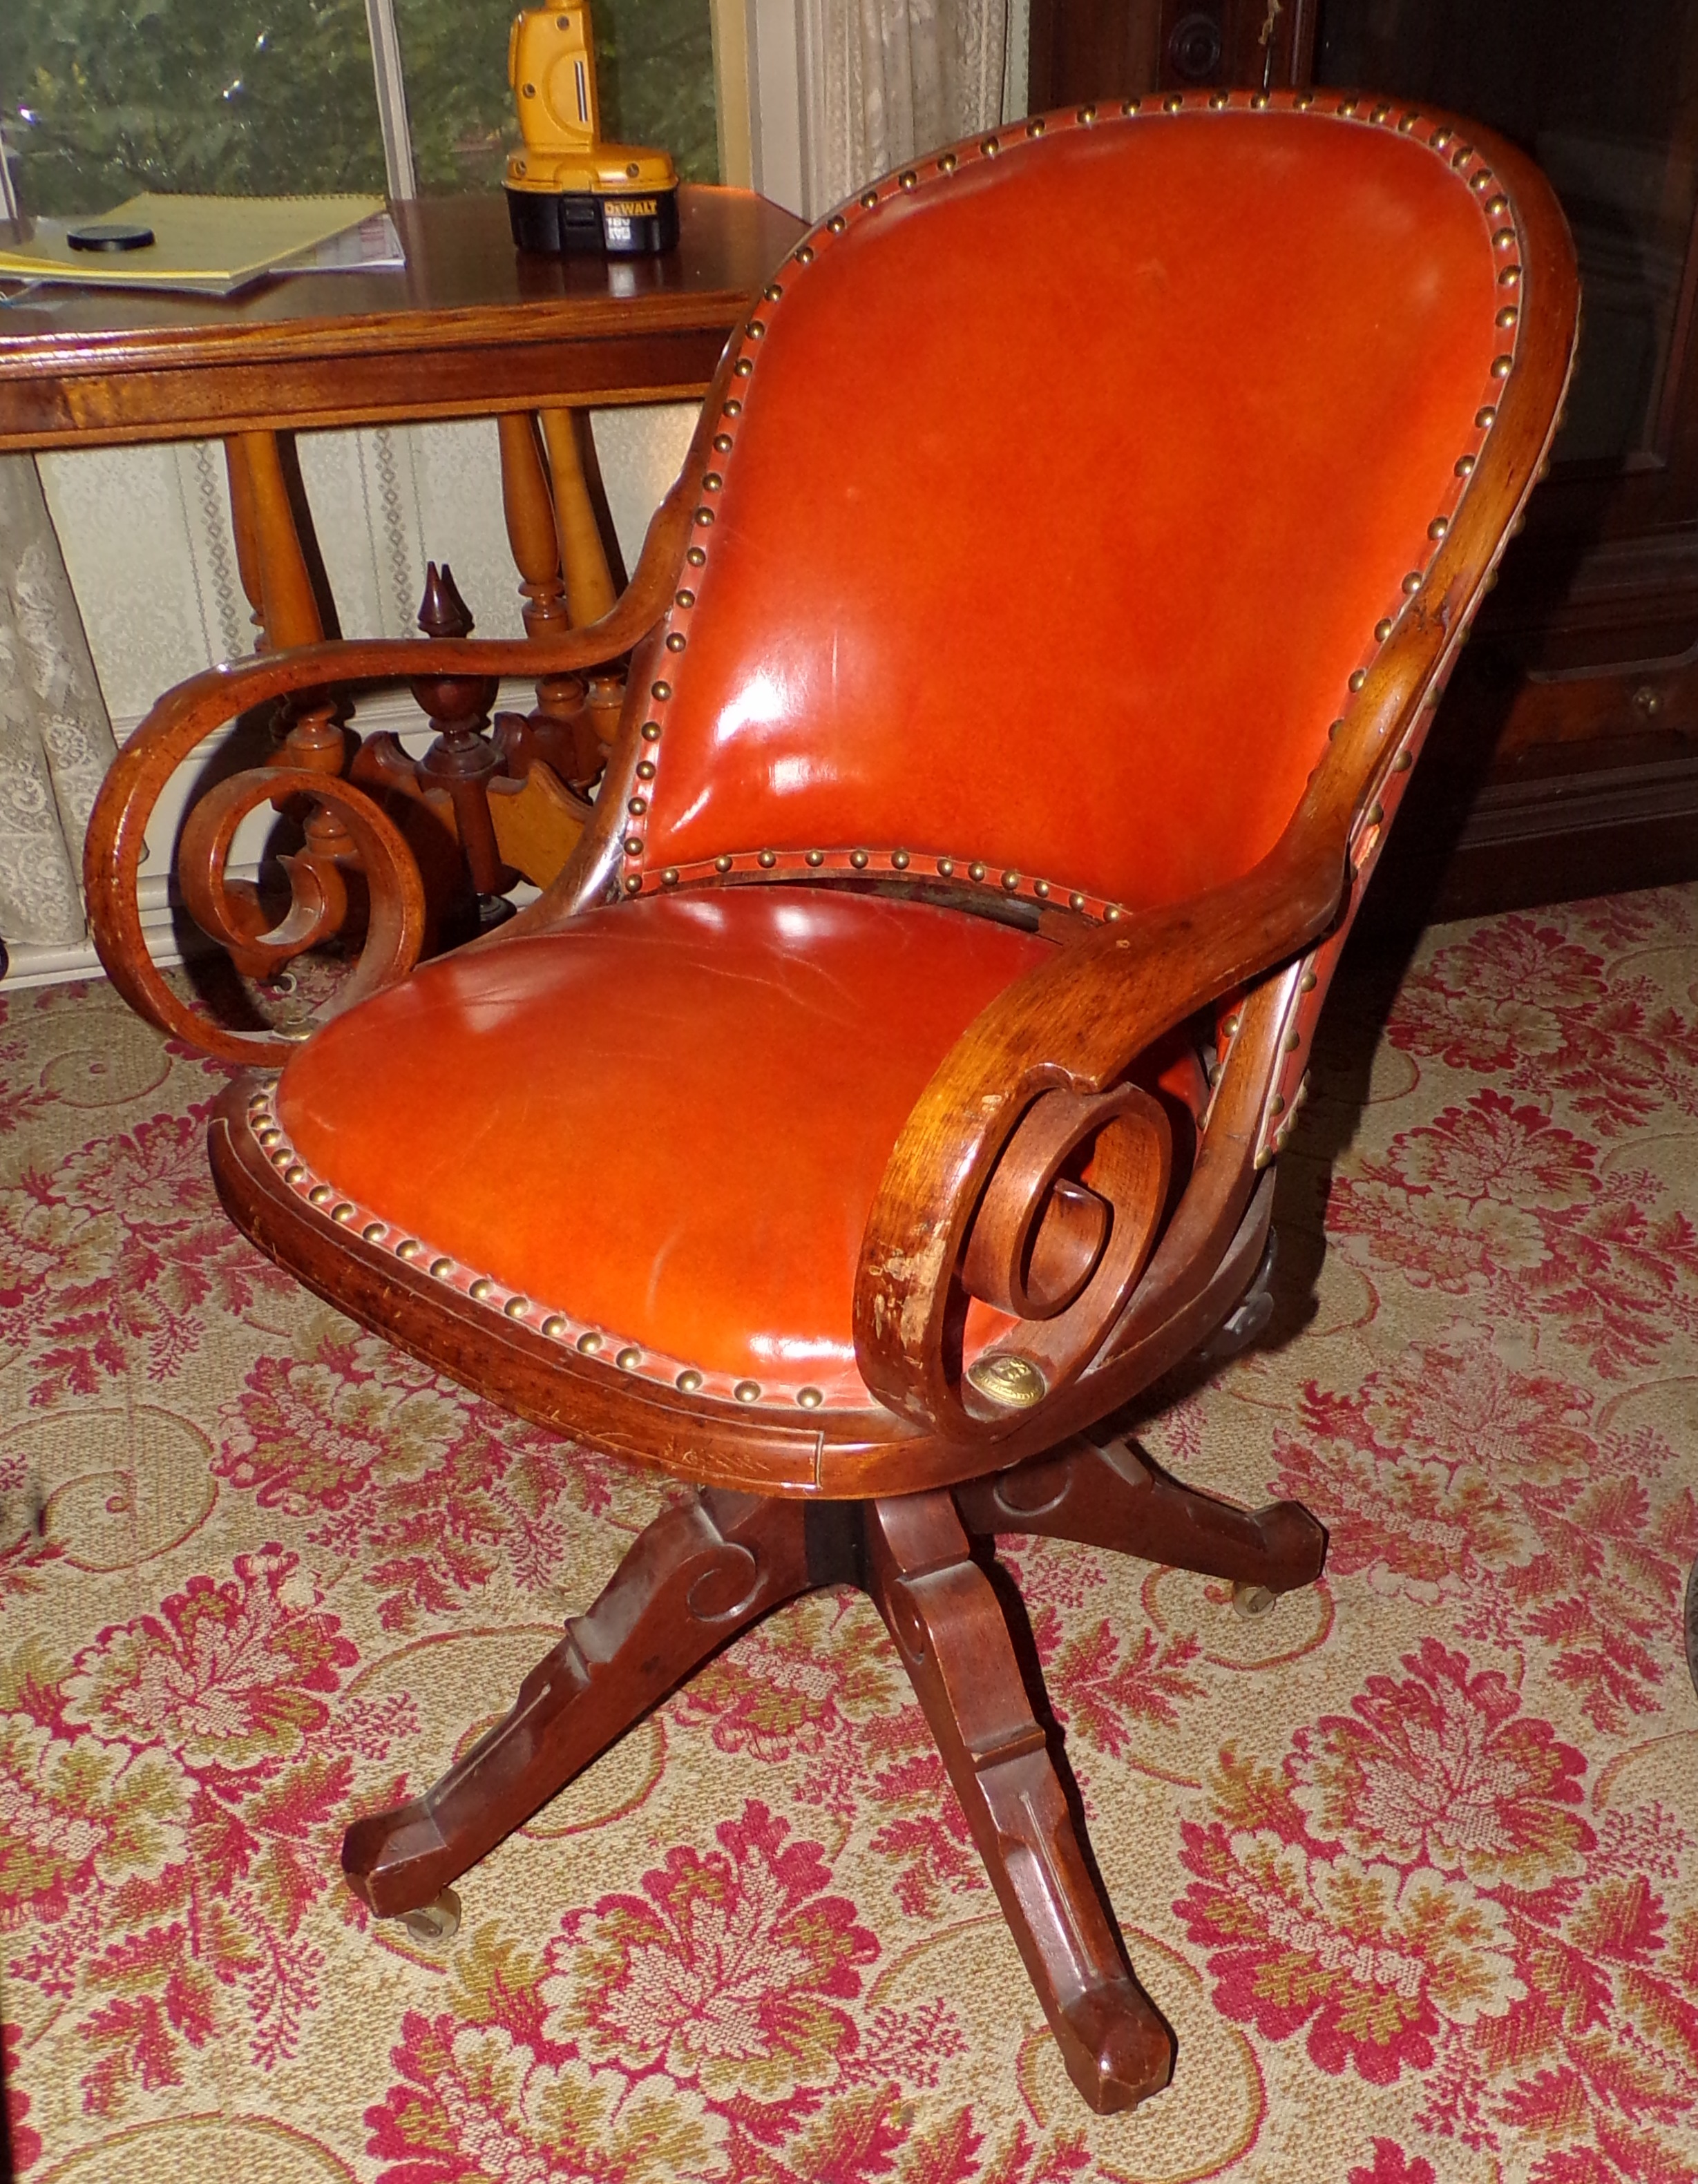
(852, 200, 1581, 1453)
(84, 472, 698, 1069)
(852, 821, 1349, 1439)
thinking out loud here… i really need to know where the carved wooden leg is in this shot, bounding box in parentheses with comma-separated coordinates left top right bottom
(223, 436, 269, 649)
(538, 405, 620, 625)
(210, 434, 368, 975)
(343, 1488, 812, 1919)
(237, 431, 343, 768)
(233, 430, 362, 909)
(499, 409, 573, 649)
(863, 1491, 1173, 2115)
(955, 1433, 1325, 1603)
(497, 409, 591, 774)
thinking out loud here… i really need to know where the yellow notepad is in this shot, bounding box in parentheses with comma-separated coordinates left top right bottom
(0, 193, 389, 295)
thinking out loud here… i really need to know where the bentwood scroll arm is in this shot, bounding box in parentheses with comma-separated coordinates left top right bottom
(83, 470, 697, 1066)
(850, 819, 1349, 1441)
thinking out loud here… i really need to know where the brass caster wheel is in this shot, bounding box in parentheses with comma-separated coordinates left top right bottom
(398, 1887, 461, 1948)
(1232, 1580, 1278, 1619)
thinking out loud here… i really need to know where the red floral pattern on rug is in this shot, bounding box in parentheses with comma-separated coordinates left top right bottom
(2, 888, 1697, 2183)
(0, 1105, 293, 1404)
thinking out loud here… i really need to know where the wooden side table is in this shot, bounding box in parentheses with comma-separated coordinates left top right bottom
(0, 187, 805, 920)
(0, 186, 803, 658)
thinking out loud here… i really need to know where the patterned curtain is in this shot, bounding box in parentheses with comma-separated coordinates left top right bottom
(805, 0, 1009, 216)
(0, 456, 118, 949)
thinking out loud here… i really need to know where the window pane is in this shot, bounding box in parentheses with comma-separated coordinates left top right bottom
(1315, 0, 1698, 466)
(598, 0, 718, 182)
(392, 0, 719, 193)
(1, 0, 387, 217)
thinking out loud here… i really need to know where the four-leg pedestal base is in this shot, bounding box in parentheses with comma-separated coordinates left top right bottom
(342, 1435, 1326, 2117)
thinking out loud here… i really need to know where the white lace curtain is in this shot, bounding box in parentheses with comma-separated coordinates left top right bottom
(805, 0, 1010, 215)
(0, 456, 117, 950)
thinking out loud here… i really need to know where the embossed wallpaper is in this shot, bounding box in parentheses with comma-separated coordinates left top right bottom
(36, 408, 700, 727)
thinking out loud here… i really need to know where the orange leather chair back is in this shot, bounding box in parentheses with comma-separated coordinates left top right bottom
(629, 110, 1504, 916)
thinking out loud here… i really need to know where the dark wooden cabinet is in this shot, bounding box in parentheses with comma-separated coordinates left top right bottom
(1027, 0, 1698, 918)
(1029, 1, 1315, 106)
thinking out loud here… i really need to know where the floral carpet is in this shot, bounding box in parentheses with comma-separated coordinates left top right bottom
(2, 885, 1697, 2184)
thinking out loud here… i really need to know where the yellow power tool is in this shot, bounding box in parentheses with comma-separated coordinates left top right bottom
(504, 4, 680, 254)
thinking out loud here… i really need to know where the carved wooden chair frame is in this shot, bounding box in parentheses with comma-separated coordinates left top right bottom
(86, 90, 1578, 2115)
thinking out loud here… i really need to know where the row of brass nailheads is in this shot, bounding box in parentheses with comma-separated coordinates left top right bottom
(617, 330, 745, 867)
(243, 1093, 829, 1412)
(1260, 1068, 1313, 1165)
(627, 88, 1523, 915)
(1254, 662, 1449, 1159)
(1197, 950, 1320, 1144)
(1253, 959, 1324, 1166)
(621, 840, 1125, 917)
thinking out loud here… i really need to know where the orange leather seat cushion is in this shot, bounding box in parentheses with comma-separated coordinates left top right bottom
(276, 888, 1051, 1406)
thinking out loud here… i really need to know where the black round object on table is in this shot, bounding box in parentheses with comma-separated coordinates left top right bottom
(67, 222, 156, 253)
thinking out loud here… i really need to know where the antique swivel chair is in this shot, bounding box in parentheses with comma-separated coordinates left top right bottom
(86, 94, 1578, 2116)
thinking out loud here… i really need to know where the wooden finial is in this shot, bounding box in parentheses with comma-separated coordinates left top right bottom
(418, 562, 475, 641)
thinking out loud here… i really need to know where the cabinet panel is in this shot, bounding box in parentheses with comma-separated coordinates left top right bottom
(1021, 0, 1698, 914)
(1319, 1, 1698, 477)
(1028, 0, 1313, 103)
(1313, 0, 1698, 918)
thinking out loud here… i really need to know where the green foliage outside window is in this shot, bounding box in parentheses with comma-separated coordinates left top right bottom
(0, 0, 716, 221)
(595, 0, 719, 185)
(0, 0, 388, 215)
(395, 0, 719, 192)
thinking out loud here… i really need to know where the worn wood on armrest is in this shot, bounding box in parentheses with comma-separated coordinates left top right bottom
(852, 820, 1349, 1435)
(852, 198, 1579, 1446)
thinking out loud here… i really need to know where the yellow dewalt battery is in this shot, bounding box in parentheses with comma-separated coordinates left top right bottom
(503, 5, 680, 256)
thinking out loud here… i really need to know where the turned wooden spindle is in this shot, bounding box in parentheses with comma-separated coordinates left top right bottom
(540, 407, 627, 767)
(497, 410, 591, 780)
(538, 407, 620, 624)
(493, 408, 624, 792)
(412, 564, 513, 919)
(228, 432, 361, 903)
(236, 434, 348, 778)
(223, 438, 270, 650)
